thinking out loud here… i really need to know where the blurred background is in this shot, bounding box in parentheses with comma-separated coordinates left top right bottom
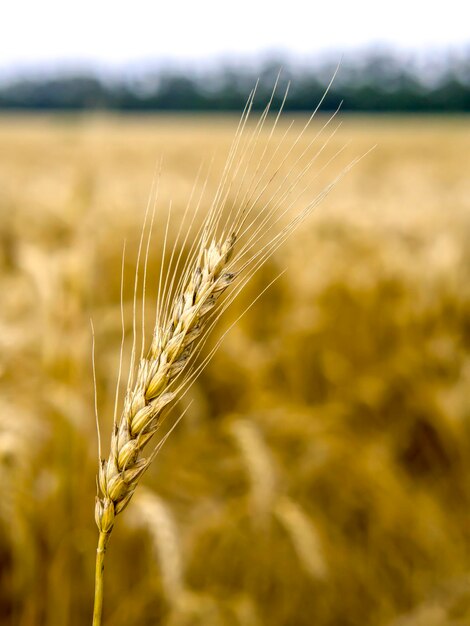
(1, 2, 470, 625)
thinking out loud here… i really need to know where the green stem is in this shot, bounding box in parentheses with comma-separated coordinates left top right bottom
(92, 531, 111, 626)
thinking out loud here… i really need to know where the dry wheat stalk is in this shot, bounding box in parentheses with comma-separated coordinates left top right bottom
(229, 417, 278, 522)
(92, 74, 364, 625)
(132, 488, 184, 604)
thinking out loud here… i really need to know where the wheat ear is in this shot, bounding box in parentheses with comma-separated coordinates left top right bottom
(92, 233, 237, 626)
(91, 73, 363, 625)
(95, 234, 236, 535)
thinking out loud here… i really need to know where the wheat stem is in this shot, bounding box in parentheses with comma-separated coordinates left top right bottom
(92, 530, 111, 626)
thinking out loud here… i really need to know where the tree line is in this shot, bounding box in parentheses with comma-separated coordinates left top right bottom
(1, 51, 469, 113)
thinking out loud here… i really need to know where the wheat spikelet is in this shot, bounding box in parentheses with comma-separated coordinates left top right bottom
(132, 488, 184, 604)
(229, 417, 278, 521)
(229, 416, 328, 580)
(274, 495, 328, 581)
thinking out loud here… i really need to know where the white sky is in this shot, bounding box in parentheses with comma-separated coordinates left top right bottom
(1, 0, 469, 71)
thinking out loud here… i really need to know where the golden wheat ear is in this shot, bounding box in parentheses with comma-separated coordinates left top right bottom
(92, 70, 363, 626)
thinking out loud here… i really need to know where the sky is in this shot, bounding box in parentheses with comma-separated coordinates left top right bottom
(1, 0, 469, 74)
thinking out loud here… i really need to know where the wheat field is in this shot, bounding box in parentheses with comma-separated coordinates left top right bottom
(0, 113, 469, 626)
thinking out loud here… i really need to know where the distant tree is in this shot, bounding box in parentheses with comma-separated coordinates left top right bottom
(0, 50, 469, 113)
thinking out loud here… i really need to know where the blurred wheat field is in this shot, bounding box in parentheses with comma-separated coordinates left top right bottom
(0, 113, 469, 626)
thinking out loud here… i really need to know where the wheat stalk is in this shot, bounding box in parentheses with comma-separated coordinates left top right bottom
(133, 488, 184, 605)
(91, 74, 363, 625)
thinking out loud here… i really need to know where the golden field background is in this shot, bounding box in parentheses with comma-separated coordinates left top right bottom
(0, 113, 469, 626)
